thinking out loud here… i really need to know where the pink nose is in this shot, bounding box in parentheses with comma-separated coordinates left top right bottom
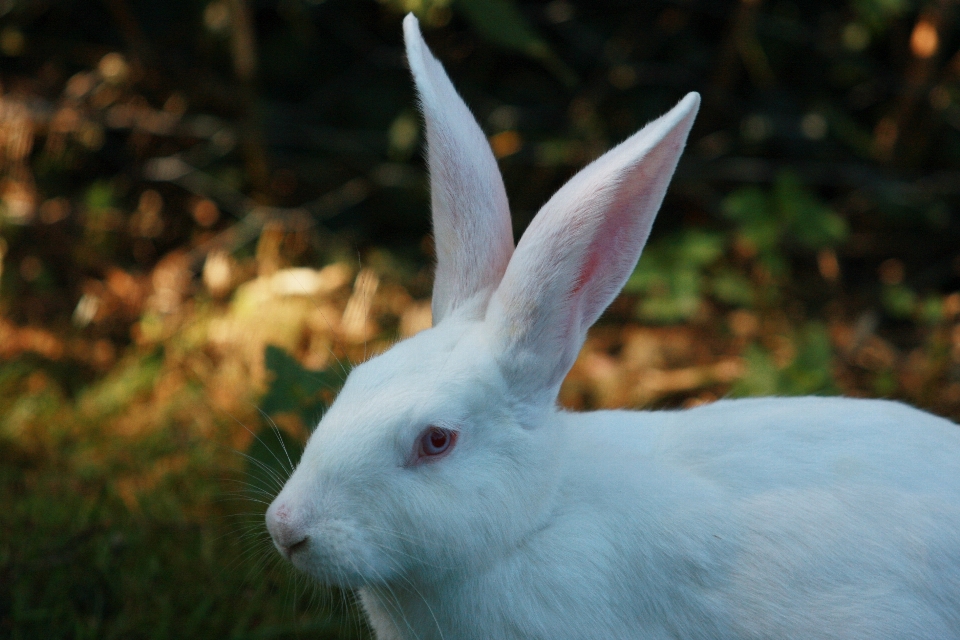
(265, 501, 309, 557)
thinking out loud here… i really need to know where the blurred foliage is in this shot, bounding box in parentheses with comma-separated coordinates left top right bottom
(260, 344, 345, 429)
(722, 171, 849, 275)
(733, 322, 838, 397)
(4, 0, 960, 636)
(626, 229, 726, 322)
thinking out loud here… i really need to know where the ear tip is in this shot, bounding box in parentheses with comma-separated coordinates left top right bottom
(403, 13, 423, 47)
(660, 92, 700, 138)
(678, 92, 701, 117)
(403, 13, 432, 84)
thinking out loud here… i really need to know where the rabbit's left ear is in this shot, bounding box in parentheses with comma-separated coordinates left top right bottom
(404, 15, 514, 324)
(487, 93, 700, 401)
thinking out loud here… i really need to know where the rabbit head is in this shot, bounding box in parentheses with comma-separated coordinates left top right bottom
(265, 14, 699, 590)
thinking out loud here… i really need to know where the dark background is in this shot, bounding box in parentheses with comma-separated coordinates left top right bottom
(3, 0, 960, 637)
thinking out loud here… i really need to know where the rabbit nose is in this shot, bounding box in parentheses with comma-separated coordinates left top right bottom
(266, 501, 309, 557)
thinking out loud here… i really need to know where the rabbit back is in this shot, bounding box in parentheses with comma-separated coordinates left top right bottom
(554, 397, 960, 638)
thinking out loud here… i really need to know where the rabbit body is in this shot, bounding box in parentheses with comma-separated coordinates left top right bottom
(266, 15, 960, 639)
(356, 395, 960, 640)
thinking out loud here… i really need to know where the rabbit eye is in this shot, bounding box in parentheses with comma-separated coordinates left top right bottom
(416, 426, 457, 461)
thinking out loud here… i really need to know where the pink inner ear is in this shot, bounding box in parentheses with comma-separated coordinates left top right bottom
(567, 176, 654, 329)
(570, 247, 601, 298)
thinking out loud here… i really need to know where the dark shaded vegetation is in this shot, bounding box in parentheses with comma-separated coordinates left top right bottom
(3, 0, 960, 636)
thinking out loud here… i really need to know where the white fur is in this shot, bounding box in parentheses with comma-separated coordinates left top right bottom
(404, 14, 514, 323)
(266, 15, 960, 639)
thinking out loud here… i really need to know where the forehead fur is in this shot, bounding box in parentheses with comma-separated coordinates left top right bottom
(316, 320, 499, 441)
(348, 321, 473, 393)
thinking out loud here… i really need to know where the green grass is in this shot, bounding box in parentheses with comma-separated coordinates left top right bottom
(0, 352, 368, 639)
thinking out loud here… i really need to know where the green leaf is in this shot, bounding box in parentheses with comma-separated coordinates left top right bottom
(623, 261, 663, 294)
(711, 269, 754, 307)
(453, 0, 577, 86)
(737, 219, 781, 255)
(84, 180, 115, 212)
(261, 345, 345, 430)
(775, 172, 848, 249)
(454, 0, 539, 53)
(635, 293, 701, 323)
(853, 0, 910, 31)
(919, 296, 944, 325)
(881, 284, 917, 319)
(626, 230, 726, 323)
(78, 350, 163, 418)
(785, 323, 836, 395)
(872, 370, 898, 396)
(721, 186, 769, 224)
(677, 230, 724, 266)
(732, 323, 837, 397)
(732, 344, 781, 397)
(793, 209, 848, 249)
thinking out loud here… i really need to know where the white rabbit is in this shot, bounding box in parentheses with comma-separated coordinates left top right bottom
(266, 14, 960, 639)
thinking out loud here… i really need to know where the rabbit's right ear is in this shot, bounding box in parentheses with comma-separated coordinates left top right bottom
(404, 15, 514, 324)
(486, 94, 699, 404)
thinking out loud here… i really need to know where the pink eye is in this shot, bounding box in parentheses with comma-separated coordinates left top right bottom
(416, 426, 457, 461)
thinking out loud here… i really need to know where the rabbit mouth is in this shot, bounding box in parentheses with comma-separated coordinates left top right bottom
(286, 522, 398, 589)
(295, 550, 393, 589)
(278, 536, 309, 559)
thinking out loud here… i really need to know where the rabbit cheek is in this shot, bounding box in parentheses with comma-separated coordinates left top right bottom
(296, 518, 396, 588)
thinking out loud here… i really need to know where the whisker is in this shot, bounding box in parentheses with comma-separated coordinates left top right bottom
(253, 406, 297, 476)
(221, 475, 283, 494)
(224, 408, 294, 486)
(353, 555, 423, 640)
(232, 450, 288, 492)
(218, 494, 273, 507)
(363, 543, 451, 640)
